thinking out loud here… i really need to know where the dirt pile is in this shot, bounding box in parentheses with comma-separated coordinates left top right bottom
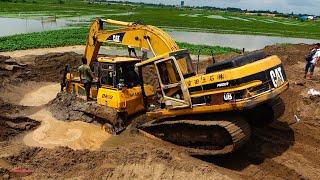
(0, 52, 82, 90)
(6, 139, 234, 179)
(49, 93, 118, 124)
(264, 43, 311, 66)
(32, 52, 82, 82)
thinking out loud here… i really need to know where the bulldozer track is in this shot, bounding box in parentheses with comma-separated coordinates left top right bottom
(139, 116, 251, 155)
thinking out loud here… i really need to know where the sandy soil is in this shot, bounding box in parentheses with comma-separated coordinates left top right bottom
(1, 44, 320, 179)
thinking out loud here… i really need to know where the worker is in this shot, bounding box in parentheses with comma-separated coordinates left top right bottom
(78, 57, 95, 101)
(60, 64, 70, 92)
(93, 60, 102, 89)
(304, 43, 320, 79)
(141, 47, 148, 60)
(128, 46, 137, 58)
(123, 64, 139, 88)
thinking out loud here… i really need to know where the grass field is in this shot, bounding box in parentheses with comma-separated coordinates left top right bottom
(0, 0, 320, 39)
(0, 27, 240, 55)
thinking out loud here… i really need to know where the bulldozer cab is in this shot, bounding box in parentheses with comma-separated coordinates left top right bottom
(97, 57, 140, 89)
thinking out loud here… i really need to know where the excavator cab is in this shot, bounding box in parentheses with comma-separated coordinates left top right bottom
(153, 50, 194, 109)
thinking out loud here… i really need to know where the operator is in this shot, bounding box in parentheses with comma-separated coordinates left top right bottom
(78, 57, 95, 101)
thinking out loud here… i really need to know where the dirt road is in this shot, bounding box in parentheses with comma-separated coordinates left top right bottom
(1, 44, 320, 179)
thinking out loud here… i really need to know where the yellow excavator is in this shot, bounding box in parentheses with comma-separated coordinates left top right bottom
(67, 18, 289, 155)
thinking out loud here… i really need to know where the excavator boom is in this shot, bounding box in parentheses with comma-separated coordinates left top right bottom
(84, 18, 179, 67)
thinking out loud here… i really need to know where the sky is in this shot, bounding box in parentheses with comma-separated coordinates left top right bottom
(113, 0, 320, 15)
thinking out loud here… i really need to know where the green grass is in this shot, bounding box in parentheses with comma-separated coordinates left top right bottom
(0, 1, 320, 39)
(0, 28, 87, 51)
(177, 42, 240, 55)
(0, 28, 240, 55)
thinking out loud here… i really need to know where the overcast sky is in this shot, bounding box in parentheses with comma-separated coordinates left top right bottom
(114, 0, 320, 15)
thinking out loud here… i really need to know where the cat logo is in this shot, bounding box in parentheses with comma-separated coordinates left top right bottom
(107, 33, 125, 43)
(218, 74, 225, 80)
(112, 35, 121, 42)
(270, 67, 285, 88)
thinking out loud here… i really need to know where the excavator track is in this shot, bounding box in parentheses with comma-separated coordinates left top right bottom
(139, 115, 251, 155)
(268, 97, 285, 121)
(244, 97, 285, 127)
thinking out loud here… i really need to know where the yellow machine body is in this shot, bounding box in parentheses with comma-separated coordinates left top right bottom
(96, 85, 154, 115)
(69, 56, 155, 115)
(136, 51, 288, 119)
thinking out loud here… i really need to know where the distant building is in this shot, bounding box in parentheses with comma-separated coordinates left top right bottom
(299, 15, 317, 21)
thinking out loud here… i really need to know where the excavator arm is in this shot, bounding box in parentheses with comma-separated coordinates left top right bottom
(84, 19, 179, 67)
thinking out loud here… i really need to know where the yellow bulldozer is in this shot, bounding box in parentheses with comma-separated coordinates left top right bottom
(66, 18, 289, 155)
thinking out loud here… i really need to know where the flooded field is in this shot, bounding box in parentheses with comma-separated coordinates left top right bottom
(1, 17, 318, 51)
(169, 31, 320, 51)
(0, 17, 69, 37)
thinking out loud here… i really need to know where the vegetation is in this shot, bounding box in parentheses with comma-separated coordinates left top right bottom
(0, 28, 240, 55)
(176, 42, 240, 55)
(0, 28, 87, 51)
(0, 1, 319, 39)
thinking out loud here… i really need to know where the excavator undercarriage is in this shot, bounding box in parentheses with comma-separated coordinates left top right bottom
(139, 97, 284, 155)
(139, 115, 251, 155)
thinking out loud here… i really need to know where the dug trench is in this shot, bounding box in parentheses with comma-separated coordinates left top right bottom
(0, 44, 320, 179)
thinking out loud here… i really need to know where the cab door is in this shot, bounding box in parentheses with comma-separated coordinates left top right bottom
(154, 57, 191, 109)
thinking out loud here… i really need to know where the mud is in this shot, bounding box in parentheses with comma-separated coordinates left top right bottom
(49, 92, 119, 126)
(23, 109, 111, 150)
(1, 44, 320, 179)
(0, 116, 39, 142)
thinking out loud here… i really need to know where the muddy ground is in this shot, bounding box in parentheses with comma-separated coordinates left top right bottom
(1, 44, 320, 179)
